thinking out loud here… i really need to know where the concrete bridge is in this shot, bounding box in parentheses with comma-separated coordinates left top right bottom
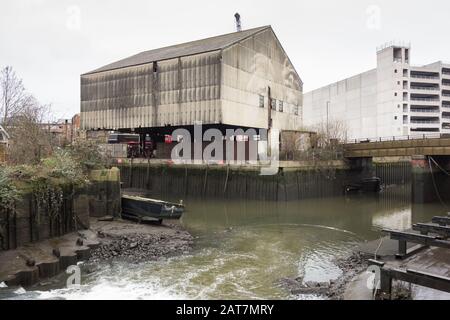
(343, 134, 450, 158)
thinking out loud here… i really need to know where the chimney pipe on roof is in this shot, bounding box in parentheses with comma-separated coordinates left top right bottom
(234, 13, 242, 32)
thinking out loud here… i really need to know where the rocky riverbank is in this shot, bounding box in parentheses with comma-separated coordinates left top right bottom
(0, 217, 193, 289)
(278, 251, 370, 300)
(88, 218, 194, 263)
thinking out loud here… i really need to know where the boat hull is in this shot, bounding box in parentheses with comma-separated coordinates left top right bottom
(121, 196, 184, 221)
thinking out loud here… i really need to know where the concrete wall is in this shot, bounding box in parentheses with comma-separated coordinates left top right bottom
(303, 69, 378, 140)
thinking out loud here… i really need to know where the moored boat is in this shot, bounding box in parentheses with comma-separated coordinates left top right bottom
(121, 195, 184, 223)
(344, 177, 382, 194)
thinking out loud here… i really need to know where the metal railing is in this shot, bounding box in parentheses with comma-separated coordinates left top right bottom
(410, 74, 440, 80)
(410, 97, 440, 102)
(345, 133, 450, 144)
(410, 86, 440, 91)
(410, 109, 440, 113)
(410, 120, 440, 124)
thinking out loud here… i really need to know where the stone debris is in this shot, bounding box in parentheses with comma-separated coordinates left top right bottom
(89, 228, 194, 263)
(277, 252, 368, 299)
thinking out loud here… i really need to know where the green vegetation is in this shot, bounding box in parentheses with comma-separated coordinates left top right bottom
(0, 166, 20, 210)
(0, 141, 108, 210)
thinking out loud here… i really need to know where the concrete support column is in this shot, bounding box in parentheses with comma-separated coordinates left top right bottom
(348, 157, 375, 182)
(410, 155, 450, 204)
(411, 156, 429, 204)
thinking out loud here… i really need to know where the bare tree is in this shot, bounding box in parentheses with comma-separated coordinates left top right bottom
(7, 98, 54, 165)
(0, 66, 34, 126)
(313, 119, 349, 148)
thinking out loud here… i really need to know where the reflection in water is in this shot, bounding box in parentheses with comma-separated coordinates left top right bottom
(4, 185, 447, 300)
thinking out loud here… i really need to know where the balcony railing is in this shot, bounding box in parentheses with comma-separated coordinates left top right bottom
(410, 120, 440, 124)
(410, 86, 440, 91)
(410, 97, 440, 102)
(442, 93, 450, 97)
(410, 74, 440, 80)
(410, 109, 440, 113)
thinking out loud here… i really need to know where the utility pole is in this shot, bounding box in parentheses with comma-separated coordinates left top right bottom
(267, 86, 272, 155)
(326, 101, 330, 139)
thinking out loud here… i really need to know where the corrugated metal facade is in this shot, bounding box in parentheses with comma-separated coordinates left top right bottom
(81, 27, 302, 131)
(221, 28, 302, 130)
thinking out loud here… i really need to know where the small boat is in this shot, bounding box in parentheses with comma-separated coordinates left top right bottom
(344, 177, 381, 194)
(121, 195, 184, 223)
(360, 177, 381, 192)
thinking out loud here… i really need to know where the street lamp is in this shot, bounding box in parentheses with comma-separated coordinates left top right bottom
(326, 101, 330, 139)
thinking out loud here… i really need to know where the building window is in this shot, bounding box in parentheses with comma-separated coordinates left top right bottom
(403, 69, 408, 77)
(259, 95, 264, 108)
(278, 100, 283, 112)
(394, 92, 398, 96)
(394, 116, 398, 120)
(394, 69, 398, 73)
(271, 98, 277, 110)
(294, 105, 299, 116)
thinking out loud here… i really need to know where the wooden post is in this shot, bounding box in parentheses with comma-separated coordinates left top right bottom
(202, 166, 208, 196)
(380, 269, 392, 296)
(398, 240, 407, 256)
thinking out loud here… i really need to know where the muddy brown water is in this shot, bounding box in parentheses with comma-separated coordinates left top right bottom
(1, 185, 445, 300)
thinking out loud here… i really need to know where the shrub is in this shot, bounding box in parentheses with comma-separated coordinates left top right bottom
(0, 166, 20, 209)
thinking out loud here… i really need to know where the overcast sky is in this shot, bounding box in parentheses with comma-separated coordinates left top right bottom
(1, 0, 450, 119)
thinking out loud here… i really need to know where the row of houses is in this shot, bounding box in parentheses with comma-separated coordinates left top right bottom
(0, 114, 81, 163)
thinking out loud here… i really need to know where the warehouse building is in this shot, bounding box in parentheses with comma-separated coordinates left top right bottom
(81, 26, 303, 146)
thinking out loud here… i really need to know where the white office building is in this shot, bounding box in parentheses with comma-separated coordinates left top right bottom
(303, 43, 450, 141)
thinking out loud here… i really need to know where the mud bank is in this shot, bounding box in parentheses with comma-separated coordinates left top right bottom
(278, 252, 369, 300)
(0, 218, 193, 289)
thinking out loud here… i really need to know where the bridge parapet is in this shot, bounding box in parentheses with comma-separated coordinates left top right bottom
(343, 136, 450, 158)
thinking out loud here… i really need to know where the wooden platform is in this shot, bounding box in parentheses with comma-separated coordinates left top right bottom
(360, 214, 450, 298)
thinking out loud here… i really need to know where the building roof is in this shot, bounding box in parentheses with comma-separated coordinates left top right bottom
(84, 26, 271, 75)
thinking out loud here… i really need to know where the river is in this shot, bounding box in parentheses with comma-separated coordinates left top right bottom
(2, 185, 445, 300)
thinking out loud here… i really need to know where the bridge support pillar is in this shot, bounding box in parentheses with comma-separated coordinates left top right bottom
(411, 155, 450, 203)
(348, 157, 375, 176)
